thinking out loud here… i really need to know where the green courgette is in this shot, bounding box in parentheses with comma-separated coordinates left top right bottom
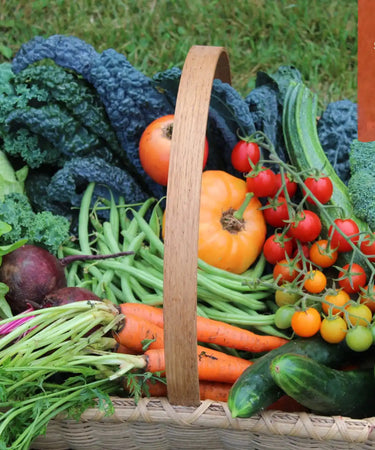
(227, 336, 353, 418)
(282, 81, 369, 234)
(270, 353, 375, 418)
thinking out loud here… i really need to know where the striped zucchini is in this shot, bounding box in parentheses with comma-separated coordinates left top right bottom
(270, 353, 375, 418)
(282, 81, 369, 234)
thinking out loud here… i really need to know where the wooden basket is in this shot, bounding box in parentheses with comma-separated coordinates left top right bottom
(32, 45, 375, 449)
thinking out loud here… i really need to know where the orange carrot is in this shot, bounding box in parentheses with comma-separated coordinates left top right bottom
(144, 344, 252, 384)
(115, 343, 140, 355)
(119, 303, 289, 352)
(120, 303, 164, 328)
(142, 379, 232, 402)
(113, 313, 164, 352)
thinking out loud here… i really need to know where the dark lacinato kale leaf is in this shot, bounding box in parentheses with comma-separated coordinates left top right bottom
(15, 65, 122, 157)
(12, 35, 173, 199)
(1, 64, 124, 169)
(5, 105, 109, 167)
(26, 156, 149, 221)
(245, 66, 303, 162)
(153, 67, 256, 175)
(317, 100, 357, 184)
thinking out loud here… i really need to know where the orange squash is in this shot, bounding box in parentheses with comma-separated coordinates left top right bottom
(197, 170, 266, 274)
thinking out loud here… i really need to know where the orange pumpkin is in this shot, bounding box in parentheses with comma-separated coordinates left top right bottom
(197, 170, 266, 274)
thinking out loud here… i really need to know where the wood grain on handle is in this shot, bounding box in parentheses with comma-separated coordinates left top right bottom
(163, 46, 231, 406)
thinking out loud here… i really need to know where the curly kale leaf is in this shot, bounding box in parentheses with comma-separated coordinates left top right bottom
(317, 100, 357, 184)
(0, 63, 15, 95)
(0, 192, 70, 254)
(12, 35, 172, 199)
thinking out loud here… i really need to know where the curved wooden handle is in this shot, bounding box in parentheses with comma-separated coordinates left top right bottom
(163, 46, 231, 406)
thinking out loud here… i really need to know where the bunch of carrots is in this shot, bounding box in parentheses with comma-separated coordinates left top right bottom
(115, 302, 289, 402)
(0, 299, 292, 448)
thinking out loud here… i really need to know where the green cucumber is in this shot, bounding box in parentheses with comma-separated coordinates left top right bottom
(227, 336, 353, 418)
(282, 81, 369, 234)
(270, 353, 375, 418)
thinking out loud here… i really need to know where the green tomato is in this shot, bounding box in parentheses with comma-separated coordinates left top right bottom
(345, 326, 373, 352)
(274, 305, 295, 329)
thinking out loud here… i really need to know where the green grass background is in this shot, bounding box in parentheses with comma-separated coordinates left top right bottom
(0, 0, 357, 107)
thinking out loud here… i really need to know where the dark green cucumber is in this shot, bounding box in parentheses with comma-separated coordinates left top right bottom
(270, 353, 375, 418)
(227, 336, 353, 418)
(282, 81, 369, 234)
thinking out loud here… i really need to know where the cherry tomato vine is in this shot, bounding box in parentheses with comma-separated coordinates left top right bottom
(234, 130, 375, 351)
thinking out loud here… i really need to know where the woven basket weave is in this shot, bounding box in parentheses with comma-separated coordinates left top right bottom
(31, 45, 375, 449)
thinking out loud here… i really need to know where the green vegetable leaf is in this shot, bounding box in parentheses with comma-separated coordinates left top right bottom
(0, 151, 27, 200)
(0, 282, 12, 319)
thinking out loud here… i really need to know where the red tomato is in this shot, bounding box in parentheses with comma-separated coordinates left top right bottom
(288, 210, 322, 243)
(275, 173, 297, 198)
(139, 114, 209, 186)
(263, 196, 291, 228)
(303, 175, 333, 205)
(231, 140, 261, 172)
(273, 258, 301, 285)
(263, 233, 294, 265)
(246, 167, 277, 198)
(328, 218, 359, 252)
(338, 263, 367, 294)
(360, 234, 375, 262)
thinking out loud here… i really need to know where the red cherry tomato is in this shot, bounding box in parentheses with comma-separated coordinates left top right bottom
(263, 196, 291, 228)
(360, 234, 375, 262)
(338, 263, 367, 294)
(328, 218, 359, 252)
(288, 210, 322, 243)
(275, 173, 297, 198)
(231, 140, 261, 172)
(273, 258, 301, 285)
(139, 114, 209, 186)
(303, 175, 333, 204)
(246, 167, 277, 198)
(263, 233, 294, 265)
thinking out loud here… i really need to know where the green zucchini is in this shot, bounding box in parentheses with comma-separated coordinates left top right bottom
(227, 336, 353, 418)
(270, 353, 375, 418)
(282, 81, 369, 234)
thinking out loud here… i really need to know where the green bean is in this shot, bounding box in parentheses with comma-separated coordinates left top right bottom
(108, 190, 120, 241)
(118, 196, 130, 232)
(94, 260, 164, 292)
(78, 182, 96, 254)
(102, 221, 122, 254)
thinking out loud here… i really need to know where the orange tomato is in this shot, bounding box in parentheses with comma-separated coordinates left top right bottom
(322, 289, 350, 315)
(309, 239, 338, 268)
(139, 114, 209, 186)
(291, 307, 322, 337)
(196, 170, 266, 274)
(303, 270, 327, 294)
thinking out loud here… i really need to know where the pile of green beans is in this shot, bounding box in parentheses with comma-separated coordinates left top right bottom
(60, 183, 287, 338)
